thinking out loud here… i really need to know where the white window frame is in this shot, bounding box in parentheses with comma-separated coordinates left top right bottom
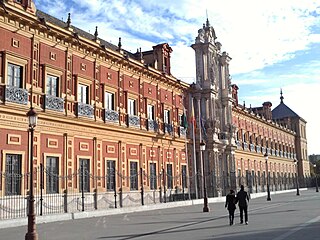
(7, 63, 23, 88)
(105, 92, 114, 110)
(78, 84, 89, 104)
(128, 98, 136, 115)
(46, 75, 59, 97)
(147, 104, 154, 120)
(164, 109, 170, 124)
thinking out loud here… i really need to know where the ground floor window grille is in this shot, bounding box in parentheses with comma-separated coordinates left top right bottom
(130, 162, 138, 190)
(5, 154, 22, 195)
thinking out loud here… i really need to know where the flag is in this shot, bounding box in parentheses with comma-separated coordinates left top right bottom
(190, 98, 196, 129)
(182, 108, 188, 129)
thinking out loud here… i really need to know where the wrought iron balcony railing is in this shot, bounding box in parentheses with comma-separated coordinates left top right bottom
(250, 144, 255, 152)
(164, 123, 173, 135)
(44, 95, 64, 112)
(104, 109, 119, 123)
(256, 145, 261, 153)
(5, 85, 28, 105)
(267, 148, 271, 155)
(179, 126, 187, 137)
(243, 142, 248, 150)
(128, 114, 140, 128)
(235, 140, 242, 149)
(77, 102, 94, 118)
(147, 119, 158, 132)
(280, 150, 283, 157)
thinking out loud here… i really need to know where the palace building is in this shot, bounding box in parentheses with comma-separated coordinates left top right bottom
(0, 0, 310, 220)
(189, 19, 310, 197)
(0, 0, 190, 218)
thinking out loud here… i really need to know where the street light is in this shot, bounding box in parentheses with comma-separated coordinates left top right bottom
(294, 160, 300, 196)
(25, 107, 38, 240)
(314, 164, 319, 193)
(264, 153, 271, 201)
(200, 140, 209, 212)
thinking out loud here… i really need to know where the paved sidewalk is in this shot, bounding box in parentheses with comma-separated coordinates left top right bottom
(0, 188, 303, 229)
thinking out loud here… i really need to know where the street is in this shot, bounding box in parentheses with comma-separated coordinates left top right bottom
(1, 189, 319, 240)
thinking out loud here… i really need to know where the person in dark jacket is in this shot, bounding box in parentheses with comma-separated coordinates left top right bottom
(236, 185, 250, 224)
(225, 189, 236, 225)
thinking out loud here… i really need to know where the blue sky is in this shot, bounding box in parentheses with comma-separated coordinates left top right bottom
(34, 0, 320, 155)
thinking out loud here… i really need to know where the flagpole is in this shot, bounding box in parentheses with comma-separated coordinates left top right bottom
(183, 106, 191, 200)
(191, 97, 198, 199)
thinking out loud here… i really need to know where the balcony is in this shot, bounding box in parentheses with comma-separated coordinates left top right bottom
(272, 149, 276, 156)
(44, 95, 64, 112)
(256, 145, 261, 153)
(164, 123, 173, 135)
(104, 109, 119, 123)
(267, 148, 271, 155)
(235, 140, 242, 149)
(250, 144, 255, 152)
(179, 126, 187, 137)
(243, 142, 248, 151)
(147, 119, 158, 132)
(280, 150, 283, 157)
(276, 150, 279, 156)
(128, 114, 140, 128)
(77, 102, 93, 118)
(261, 146, 266, 154)
(5, 85, 28, 105)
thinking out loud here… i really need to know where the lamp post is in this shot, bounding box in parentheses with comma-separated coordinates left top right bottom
(294, 160, 300, 196)
(25, 107, 38, 240)
(200, 140, 209, 212)
(314, 164, 319, 193)
(264, 153, 271, 201)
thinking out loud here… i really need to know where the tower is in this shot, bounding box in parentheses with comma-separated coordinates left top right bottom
(190, 19, 236, 197)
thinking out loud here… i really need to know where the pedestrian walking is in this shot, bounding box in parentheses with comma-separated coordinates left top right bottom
(225, 189, 236, 225)
(236, 185, 250, 225)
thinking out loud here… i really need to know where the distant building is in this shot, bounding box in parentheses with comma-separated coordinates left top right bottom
(309, 154, 320, 163)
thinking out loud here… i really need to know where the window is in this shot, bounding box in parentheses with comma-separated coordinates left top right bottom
(252, 170, 255, 186)
(5, 154, 22, 195)
(130, 161, 138, 190)
(107, 160, 115, 191)
(78, 84, 89, 104)
(147, 104, 154, 120)
(128, 99, 136, 115)
(182, 165, 187, 188)
(246, 170, 249, 186)
(179, 114, 183, 126)
(46, 75, 59, 97)
(105, 92, 114, 110)
(238, 169, 241, 186)
(150, 163, 157, 190)
(79, 159, 90, 192)
(46, 156, 59, 194)
(164, 110, 170, 124)
(166, 164, 173, 189)
(7, 63, 22, 88)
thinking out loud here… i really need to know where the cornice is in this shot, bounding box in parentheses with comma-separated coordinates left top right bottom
(232, 106, 295, 135)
